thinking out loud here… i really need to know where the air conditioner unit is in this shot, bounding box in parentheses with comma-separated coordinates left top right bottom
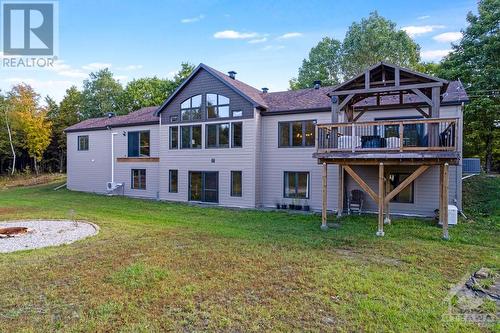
(106, 182, 123, 191)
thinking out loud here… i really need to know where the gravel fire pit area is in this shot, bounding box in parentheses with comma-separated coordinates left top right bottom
(0, 220, 98, 253)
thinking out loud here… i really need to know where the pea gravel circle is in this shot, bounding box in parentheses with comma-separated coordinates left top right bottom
(0, 220, 99, 253)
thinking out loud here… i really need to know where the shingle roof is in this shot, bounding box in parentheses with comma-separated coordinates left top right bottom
(66, 64, 469, 131)
(64, 106, 159, 132)
(203, 65, 268, 108)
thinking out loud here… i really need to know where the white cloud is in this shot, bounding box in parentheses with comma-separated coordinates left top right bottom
(248, 37, 267, 44)
(417, 15, 430, 20)
(2, 77, 78, 101)
(50, 60, 87, 78)
(277, 32, 303, 39)
(261, 45, 285, 51)
(117, 64, 143, 71)
(181, 14, 205, 24)
(402, 25, 445, 37)
(421, 49, 451, 61)
(82, 62, 112, 70)
(433, 32, 462, 43)
(213, 30, 259, 39)
(114, 75, 128, 81)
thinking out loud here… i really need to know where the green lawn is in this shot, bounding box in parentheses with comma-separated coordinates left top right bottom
(0, 176, 498, 332)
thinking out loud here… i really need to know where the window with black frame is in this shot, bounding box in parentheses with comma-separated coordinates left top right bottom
(181, 125, 202, 149)
(283, 172, 309, 199)
(128, 131, 150, 157)
(206, 123, 230, 148)
(169, 169, 178, 193)
(77, 135, 89, 151)
(231, 122, 242, 148)
(180, 95, 202, 121)
(206, 94, 230, 119)
(131, 169, 146, 190)
(231, 171, 242, 197)
(279, 120, 315, 147)
(169, 126, 178, 149)
(388, 173, 414, 203)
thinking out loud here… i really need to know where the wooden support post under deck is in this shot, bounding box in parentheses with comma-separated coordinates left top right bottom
(384, 173, 391, 225)
(441, 163, 450, 240)
(321, 162, 328, 231)
(377, 163, 385, 236)
(338, 165, 344, 217)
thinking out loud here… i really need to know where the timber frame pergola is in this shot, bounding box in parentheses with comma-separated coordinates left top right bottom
(314, 62, 459, 239)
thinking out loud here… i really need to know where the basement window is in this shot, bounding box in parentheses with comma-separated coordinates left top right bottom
(388, 173, 414, 203)
(131, 169, 146, 190)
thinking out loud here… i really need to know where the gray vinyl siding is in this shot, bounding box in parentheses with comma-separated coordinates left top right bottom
(67, 130, 111, 194)
(158, 118, 257, 208)
(110, 125, 160, 199)
(160, 68, 255, 124)
(344, 165, 459, 216)
(67, 124, 160, 199)
(261, 112, 340, 212)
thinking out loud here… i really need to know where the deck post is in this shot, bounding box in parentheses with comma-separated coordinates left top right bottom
(377, 163, 385, 236)
(442, 163, 449, 240)
(321, 162, 328, 231)
(337, 165, 344, 217)
(384, 172, 391, 224)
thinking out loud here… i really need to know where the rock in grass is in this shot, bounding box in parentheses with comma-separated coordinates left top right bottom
(475, 267, 491, 279)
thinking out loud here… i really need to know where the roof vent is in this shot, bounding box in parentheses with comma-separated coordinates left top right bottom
(261, 87, 269, 93)
(228, 71, 237, 79)
(313, 80, 321, 89)
(107, 112, 115, 118)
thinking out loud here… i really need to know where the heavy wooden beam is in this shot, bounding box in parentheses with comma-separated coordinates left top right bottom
(365, 69, 370, 89)
(377, 163, 385, 236)
(431, 86, 441, 117)
(339, 94, 355, 110)
(441, 163, 449, 240)
(416, 107, 430, 118)
(395, 67, 400, 87)
(321, 162, 328, 230)
(411, 88, 432, 106)
(331, 97, 339, 123)
(330, 82, 443, 96)
(342, 165, 378, 202)
(384, 165, 430, 204)
(353, 109, 367, 122)
(338, 165, 344, 216)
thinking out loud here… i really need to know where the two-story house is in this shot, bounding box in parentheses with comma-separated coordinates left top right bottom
(65, 62, 468, 237)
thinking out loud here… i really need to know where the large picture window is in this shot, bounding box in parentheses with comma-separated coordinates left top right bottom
(181, 95, 202, 121)
(131, 169, 146, 190)
(283, 172, 309, 199)
(231, 171, 242, 197)
(279, 120, 315, 147)
(169, 169, 178, 193)
(181, 125, 202, 149)
(231, 122, 242, 148)
(169, 126, 178, 149)
(388, 173, 414, 203)
(128, 131, 150, 157)
(77, 135, 89, 151)
(206, 123, 229, 148)
(206, 94, 230, 119)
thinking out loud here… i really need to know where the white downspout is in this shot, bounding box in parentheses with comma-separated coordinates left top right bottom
(111, 132, 118, 183)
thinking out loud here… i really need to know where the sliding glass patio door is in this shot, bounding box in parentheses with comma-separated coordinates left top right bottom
(189, 171, 218, 203)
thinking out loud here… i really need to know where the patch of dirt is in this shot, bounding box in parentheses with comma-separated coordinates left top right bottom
(446, 267, 499, 326)
(0, 174, 65, 189)
(334, 248, 403, 267)
(0, 207, 37, 216)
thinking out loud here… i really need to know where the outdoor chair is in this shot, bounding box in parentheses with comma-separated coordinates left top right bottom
(348, 189, 364, 215)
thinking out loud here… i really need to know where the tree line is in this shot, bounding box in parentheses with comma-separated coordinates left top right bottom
(290, 2, 498, 172)
(0, 63, 194, 175)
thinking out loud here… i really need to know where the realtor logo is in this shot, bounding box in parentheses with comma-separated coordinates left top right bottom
(2, 1, 56, 56)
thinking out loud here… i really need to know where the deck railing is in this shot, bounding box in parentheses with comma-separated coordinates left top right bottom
(317, 117, 458, 153)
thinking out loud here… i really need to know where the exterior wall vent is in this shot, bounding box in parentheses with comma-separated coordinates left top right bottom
(228, 71, 237, 79)
(313, 80, 321, 89)
(261, 87, 269, 93)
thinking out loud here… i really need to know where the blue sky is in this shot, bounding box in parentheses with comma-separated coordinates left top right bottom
(1, 0, 476, 101)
